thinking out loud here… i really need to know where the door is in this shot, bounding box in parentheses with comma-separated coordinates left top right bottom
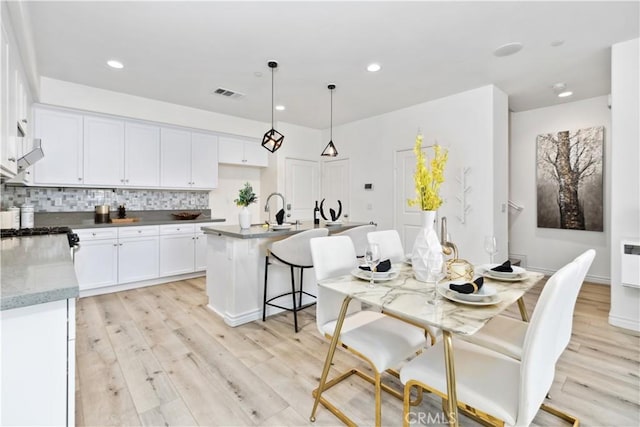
(118, 236, 160, 283)
(160, 127, 191, 188)
(74, 239, 118, 290)
(33, 109, 84, 185)
(83, 116, 125, 185)
(191, 132, 218, 188)
(194, 232, 208, 271)
(321, 158, 350, 221)
(160, 234, 195, 276)
(395, 148, 436, 252)
(243, 139, 268, 167)
(125, 122, 160, 187)
(285, 158, 319, 222)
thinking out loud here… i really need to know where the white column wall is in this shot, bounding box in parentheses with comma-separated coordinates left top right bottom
(509, 96, 612, 282)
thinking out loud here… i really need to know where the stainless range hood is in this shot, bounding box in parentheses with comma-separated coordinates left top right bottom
(17, 138, 44, 170)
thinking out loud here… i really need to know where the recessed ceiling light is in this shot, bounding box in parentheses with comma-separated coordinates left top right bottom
(367, 63, 381, 72)
(275, 105, 285, 111)
(493, 42, 523, 57)
(552, 82, 567, 91)
(107, 60, 124, 69)
(558, 91, 573, 98)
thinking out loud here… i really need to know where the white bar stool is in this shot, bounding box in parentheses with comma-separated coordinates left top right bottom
(262, 228, 329, 332)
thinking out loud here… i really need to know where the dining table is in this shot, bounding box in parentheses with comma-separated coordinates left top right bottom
(310, 262, 544, 427)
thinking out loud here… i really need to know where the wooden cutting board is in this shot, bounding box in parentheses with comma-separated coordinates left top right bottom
(110, 217, 140, 223)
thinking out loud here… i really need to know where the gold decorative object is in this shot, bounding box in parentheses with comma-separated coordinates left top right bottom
(447, 258, 474, 281)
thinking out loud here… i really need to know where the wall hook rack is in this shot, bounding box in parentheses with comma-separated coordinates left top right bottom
(455, 166, 471, 224)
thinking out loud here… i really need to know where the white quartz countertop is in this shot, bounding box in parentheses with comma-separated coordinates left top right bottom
(202, 221, 365, 239)
(1, 235, 79, 311)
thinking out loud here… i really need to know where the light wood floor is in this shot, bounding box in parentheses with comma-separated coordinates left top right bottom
(76, 278, 640, 426)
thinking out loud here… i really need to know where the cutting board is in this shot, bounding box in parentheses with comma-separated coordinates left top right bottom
(110, 217, 140, 224)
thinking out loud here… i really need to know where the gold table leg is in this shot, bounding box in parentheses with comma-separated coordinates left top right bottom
(310, 296, 352, 422)
(517, 297, 529, 322)
(442, 330, 459, 427)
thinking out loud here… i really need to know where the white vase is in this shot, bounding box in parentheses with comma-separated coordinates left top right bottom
(411, 210, 444, 282)
(238, 206, 251, 229)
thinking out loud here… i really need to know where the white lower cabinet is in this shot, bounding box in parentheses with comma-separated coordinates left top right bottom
(195, 229, 208, 271)
(74, 230, 119, 290)
(160, 224, 196, 276)
(1, 298, 75, 426)
(118, 235, 160, 283)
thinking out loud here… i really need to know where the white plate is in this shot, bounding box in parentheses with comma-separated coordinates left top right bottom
(325, 221, 343, 226)
(351, 268, 399, 282)
(271, 224, 292, 231)
(445, 283, 497, 302)
(438, 283, 502, 306)
(480, 264, 526, 278)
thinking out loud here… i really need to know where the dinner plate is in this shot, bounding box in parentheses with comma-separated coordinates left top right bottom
(437, 283, 502, 306)
(325, 220, 343, 226)
(445, 283, 497, 302)
(479, 264, 527, 281)
(271, 224, 292, 231)
(351, 268, 399, 282)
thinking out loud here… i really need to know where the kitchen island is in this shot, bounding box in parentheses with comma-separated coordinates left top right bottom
(1, 234, 78, 426)
(202, 221, 363, 327)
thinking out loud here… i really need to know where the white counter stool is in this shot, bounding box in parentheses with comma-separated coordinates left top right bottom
(367, 229, 406, 263)
(333, 224, 376, 258)
(263, 228, 329, 332)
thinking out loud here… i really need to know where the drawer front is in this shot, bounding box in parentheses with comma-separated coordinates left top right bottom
(159, 223, 196, 235)
(118, 225, 160, 238)
(74, 228, 118, 241)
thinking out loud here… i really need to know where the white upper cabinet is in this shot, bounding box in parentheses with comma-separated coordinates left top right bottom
(83, 115, 125, 185)
(191, 132, 218, 189)
(218, 136, 267, 167)
(161, 128, 218, 189)
(124, 122, 160, 187)
(160, 127, 192, 188)
(33, 108, 84, 185)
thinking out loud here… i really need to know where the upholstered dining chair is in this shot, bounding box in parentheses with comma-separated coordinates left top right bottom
(333, 223, 377, 258)
(461, 249, 595, 360)
(399, 257, 584, 427)
(309, 235, 427, 426)
(366, 229, 406, 263)
(262, 228, 329, 332)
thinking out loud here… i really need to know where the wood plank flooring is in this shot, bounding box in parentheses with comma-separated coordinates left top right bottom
(76, 278, 640, 426)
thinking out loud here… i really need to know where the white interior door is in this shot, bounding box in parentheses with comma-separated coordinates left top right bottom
(321, 158, 350, 221)
(395, 148, 438, 252)
(285, 158, 319, 222)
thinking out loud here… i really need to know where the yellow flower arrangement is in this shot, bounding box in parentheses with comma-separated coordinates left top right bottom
(407, 134, 448, 211)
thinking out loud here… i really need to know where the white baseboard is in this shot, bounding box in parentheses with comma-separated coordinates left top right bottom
(79, 271, 205, 298)
(608, 313, 640, 332)
(524, 266, 610, 285)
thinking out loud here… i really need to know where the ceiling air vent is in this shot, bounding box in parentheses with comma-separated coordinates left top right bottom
(211, 87, 245, 99)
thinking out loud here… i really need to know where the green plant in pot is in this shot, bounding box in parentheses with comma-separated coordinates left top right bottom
(235, 182, 257, 229)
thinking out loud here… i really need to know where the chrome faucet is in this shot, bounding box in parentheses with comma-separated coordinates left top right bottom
(264, 192, 285, 224)
(440, 216, 459, 260)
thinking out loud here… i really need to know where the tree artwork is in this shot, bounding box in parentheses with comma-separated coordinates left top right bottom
(536, 126, 604, 231)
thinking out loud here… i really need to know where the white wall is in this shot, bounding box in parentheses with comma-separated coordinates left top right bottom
(509, 96, 611, 283)
(329, 85, 509, 264)
(609, 38, 639, 332)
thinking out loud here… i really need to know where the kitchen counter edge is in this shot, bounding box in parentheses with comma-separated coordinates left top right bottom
(202, 222, 365, 239)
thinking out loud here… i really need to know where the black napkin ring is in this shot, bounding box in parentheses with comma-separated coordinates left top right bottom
(449, 277, 484, 294)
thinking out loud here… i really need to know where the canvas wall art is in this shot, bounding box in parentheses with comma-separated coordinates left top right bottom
(536, 126, 604, 231)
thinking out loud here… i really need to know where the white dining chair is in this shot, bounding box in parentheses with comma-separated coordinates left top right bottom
(262, 228, 329, 332)
(366, 229, 406, 263)
(399, 257, 584, 427)
(309, 235, 427, 426)
(461, 249, 595, 360)
(333, 224, 377, 258)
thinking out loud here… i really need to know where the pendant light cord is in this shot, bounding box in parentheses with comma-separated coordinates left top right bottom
(330, 88, 333, 141)
(271, 66, 274, 128)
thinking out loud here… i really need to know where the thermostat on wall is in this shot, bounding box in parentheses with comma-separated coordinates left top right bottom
(364, 183, 373, 190)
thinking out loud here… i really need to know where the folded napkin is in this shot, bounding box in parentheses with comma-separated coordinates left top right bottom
(491, 260, 513, 273)
(449, 277, 484, 294)
(275, 209, 285, 225)
(359, 259, 391, 273)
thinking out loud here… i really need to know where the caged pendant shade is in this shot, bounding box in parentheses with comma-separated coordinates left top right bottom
(262, 61, 284, 153)
(321, 84, 338, 157)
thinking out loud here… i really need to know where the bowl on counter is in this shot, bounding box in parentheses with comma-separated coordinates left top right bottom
(171, 212, 202, 220)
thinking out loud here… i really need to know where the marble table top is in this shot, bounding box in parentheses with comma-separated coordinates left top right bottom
(319, 263, 544, 336)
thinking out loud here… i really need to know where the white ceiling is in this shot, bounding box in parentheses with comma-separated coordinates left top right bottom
(19, 1, 640, 129)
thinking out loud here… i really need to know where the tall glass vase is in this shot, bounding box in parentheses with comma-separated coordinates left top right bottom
(411, 210, 444, 282)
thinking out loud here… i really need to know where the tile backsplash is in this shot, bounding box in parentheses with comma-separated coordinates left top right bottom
(1, 186, 210, 212)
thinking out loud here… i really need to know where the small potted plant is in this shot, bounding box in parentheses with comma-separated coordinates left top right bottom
(235, 182, 257, 229)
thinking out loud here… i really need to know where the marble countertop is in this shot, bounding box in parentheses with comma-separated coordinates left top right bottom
(1, 234, 79, 311)
(202, 221, 365, 239)
(319, 263, 544, 336)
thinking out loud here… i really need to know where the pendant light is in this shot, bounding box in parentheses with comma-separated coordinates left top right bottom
(262, 61, 284, 153)
(321, 84, 338, 157)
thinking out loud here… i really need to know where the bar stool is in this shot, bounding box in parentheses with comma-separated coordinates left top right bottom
(263, 228, 329, 332)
